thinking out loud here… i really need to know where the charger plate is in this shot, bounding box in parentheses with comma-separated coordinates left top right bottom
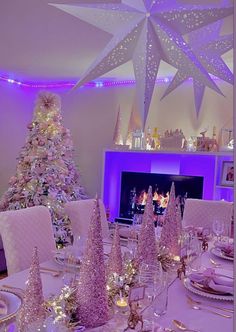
(210, 247, 234, 261)
(0, 288, 23, 325)
(183, 278, 233, 301)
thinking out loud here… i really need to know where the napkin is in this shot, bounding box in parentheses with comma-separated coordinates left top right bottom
(189, 268, 234, 295)
(215, 241, 234, 257)
(0, 294, 8, 316)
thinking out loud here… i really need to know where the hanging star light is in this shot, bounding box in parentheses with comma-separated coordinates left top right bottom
(161, 19, 233, 116)
(50, 0, 233, 127)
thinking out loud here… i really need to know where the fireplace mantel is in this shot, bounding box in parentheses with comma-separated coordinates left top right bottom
(102, 149, 233, 222)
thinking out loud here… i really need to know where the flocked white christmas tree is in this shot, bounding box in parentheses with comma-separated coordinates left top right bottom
(0, 91, 87, 245)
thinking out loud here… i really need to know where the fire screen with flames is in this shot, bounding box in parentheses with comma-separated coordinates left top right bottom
(119, 172, 204, 220)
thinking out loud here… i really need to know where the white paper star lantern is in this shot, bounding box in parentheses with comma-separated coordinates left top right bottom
(162, 19, 233, 116)
(50, 0, 233, 127)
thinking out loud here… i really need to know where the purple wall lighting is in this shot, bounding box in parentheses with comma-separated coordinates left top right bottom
(102, 150, 233, 222)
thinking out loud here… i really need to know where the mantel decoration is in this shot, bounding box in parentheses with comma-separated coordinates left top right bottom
(0, 91, 87, 246)
(51, 0, 233, 127)
(196, 126, 218, 152)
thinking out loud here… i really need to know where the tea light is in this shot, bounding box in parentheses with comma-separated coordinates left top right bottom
(116, 297, 128, 308)
(173, 255, 180, 262)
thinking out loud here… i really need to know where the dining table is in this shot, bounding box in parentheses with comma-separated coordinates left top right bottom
(0, 240, 234, 332)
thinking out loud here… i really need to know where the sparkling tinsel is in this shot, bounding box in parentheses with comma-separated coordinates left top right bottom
(76, 197, 109, 328)
(106, 224, 123, 277)
(136, 186, 157, 266)
(160, 183, 182, 256)
(16, 247, 46, 331)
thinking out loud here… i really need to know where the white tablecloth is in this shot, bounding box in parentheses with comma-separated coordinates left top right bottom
(0, 247, 233, 331)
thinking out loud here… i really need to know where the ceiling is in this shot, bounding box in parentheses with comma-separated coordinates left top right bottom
(0, 0, 233, 83)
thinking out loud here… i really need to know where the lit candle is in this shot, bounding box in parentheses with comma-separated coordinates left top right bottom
(116, 297, 128, 308)
(173, 255, 180, 262)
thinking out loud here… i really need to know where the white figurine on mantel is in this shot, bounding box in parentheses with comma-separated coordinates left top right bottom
(132, 129, 145, 150)
(219, 127, 233, 151)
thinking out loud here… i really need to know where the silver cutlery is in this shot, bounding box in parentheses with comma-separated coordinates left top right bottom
(173, 319, 199, 332)
(187, 295, 234, 313)
(190, 304, 232, 318)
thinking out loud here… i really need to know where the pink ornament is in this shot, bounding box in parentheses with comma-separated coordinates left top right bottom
(13, 193, 21, 200)
(9, 176, 17, 185)
(27, 123, 33, 130)
(24, 156, 31, 163)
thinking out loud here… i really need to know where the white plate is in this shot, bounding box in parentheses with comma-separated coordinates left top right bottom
(210, 247, 234, 261)
(183, 278, 234, 301)
(0, 289, 22, 325)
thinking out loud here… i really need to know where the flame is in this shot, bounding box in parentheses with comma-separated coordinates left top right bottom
(136, 190, 169, 208)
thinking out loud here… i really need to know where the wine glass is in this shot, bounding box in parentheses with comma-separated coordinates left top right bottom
(212, 219, 224, 241)
(72, 233, 85, 259)
(153, 272, 168, 318)
(139, 262, 163, 330)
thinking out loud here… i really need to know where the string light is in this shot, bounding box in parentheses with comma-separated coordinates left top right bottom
(0, 74, 221, 89)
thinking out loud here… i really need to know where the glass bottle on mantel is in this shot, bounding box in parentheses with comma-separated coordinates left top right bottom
(152, 127, 160, 150)
(145, 126, 152, 150)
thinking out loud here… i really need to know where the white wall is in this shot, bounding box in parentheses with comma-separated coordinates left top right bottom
(0, 80, 233, 198)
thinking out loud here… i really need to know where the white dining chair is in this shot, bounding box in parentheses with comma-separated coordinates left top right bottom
(64, 198, 110, 241)
(182, 198, 233, 233)
(0, 206, 56, 275)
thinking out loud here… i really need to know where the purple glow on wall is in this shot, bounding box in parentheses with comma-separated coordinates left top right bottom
(102, 150, 233, 222)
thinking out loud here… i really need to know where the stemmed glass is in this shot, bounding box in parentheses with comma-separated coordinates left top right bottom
(139, 262, 164, 330)
(127, 214, 141, 258)
(212, 219, 225, 242)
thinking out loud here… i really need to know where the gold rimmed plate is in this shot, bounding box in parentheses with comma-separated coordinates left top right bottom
(0, 288, 23, 325)
(210, 247, 234, 261)
(183, 278, 233, 301)
(190, 281, 231, 296)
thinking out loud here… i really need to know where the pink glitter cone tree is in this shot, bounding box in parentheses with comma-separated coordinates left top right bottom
(0, 91, 87, 246)
(76, 197, 109, 328)
(136, 186, 157, 266)
(106, 224, 123, 277)
(159, 182, 182, 256)
(16, 247, 45, 331)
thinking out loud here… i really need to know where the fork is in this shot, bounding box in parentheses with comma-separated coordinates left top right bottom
(40, 267, 63, 277)
(187, 299, 232, 318)
(190, 304, 232, 318)
(210, 258, 221, 267)
(187, 295, 234, 313)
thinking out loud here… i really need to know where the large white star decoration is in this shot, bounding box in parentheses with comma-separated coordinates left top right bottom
(162, 19, 233, 116)
(50, 0, 233, 127)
